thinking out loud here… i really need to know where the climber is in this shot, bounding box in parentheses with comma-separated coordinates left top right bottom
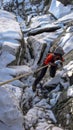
(32, 46, 65, 92)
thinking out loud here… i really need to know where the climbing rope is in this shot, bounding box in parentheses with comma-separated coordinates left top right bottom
(0, 64, 49, 86)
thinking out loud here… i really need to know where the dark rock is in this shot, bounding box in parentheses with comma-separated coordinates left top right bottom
(58, 0, 72, 6)
(53, 85, 73, 130)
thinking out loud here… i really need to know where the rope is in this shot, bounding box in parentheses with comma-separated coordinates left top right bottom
(0, 64, 49, 86)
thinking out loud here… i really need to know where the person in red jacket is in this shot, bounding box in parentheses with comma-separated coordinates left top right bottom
(32, 47, 64, 92)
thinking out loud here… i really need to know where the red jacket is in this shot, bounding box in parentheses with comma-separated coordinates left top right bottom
(44, 53, 64, 65)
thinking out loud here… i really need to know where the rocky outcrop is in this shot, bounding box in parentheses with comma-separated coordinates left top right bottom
(0, 1, 73, 130)
(49, 0, 73, 18)
(0, 10, 23, 66)
(0, 10, 30, 130)
(1, 0, 50, 18)
(54, 85, 73, 130)
(58, 0, 73, 5)
(20, 5, 73, 130)
(0, 87, 24, 130)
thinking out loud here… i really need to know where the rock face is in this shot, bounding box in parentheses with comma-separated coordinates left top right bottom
(0, 1, 73, 130)
(0, 10, 29, 86)
(2, 0, 73, 20)
(1, 0, 50, 18)
(20, 4, 73, 130)
(0, 10, 27, 130)
(58, 0, 72, 5)
(54, 85, 73, 130)
(0, 10, 22, 67)
(49, 0, 73, 18)
(0, 87, 24, 130)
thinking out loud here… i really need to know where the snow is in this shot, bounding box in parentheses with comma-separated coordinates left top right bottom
(58, 32, 73, 54)
(24, 106, 57, 129)
(2, 84, 22, 101)
(67, 85, 73, 97)
(58, 12, 73, 23)
(49, 0, 72, 18)
(0, 9, 15, 19)
(0, 52, 15, 67)
(0, 10, 25, 129)
(64, 61, 73, 71)
(17, 0, 23, 4)
(44, 75, 61, 87)
(0, 65, 32, 87)
(3, 0, 12, 3)
(63, 36, 73, 53)
(30, 14, 55, 29)
(0, 87, 24, 130)
(50, 92, 61, 106)
(34, 99, 51, 109)
(0, 1, 73, 130)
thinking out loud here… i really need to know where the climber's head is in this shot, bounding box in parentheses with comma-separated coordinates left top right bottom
(54, 46, 65, 56)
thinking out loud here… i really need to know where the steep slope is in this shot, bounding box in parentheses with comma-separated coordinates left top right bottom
(0, 0, 73, 130)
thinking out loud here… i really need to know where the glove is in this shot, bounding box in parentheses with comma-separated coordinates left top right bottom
(54, 60, 63, 69)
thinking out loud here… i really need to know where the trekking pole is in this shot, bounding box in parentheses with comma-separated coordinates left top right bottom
(0, 64, 49, 86)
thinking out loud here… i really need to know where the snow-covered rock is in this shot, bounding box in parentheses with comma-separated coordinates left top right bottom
(59, 33, 73, 54)
(49, 0, 73, 18)
(54, 85, 73, 130)
(0, 1, 73, 130)
(24, 107, 57, 129)
(27, 27, 63, 67)
(29, 14, 55, 29)
(0, 87, 24, 130)
(56, 12, 73, 24)
(0, 10, 25, 129)
(0, 10, 22, 67)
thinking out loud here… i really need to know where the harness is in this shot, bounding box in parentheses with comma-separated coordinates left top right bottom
(53, 55, 62, 63)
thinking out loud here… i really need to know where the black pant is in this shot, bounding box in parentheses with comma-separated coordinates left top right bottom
(33, 64, 57, 87)
(33, 65, 48, 87)
(49, 65, 57, 78)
